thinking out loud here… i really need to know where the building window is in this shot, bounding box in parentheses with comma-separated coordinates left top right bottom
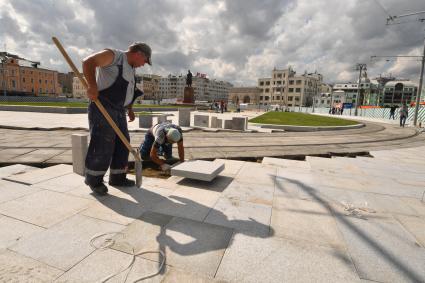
(39, 79, 41, 83)
(289, 88, 294, 93)
(265, 88, 269, 93)
(11, 80, 16, 88)
(296, 80, 302, 84)
(295, 97, 300, 101)
(296, 88, 301, 93)
(288, 96, 293, 101)
(276, 96, 280, 100)
(265, 96, 270, 101)
(22, 78, 25, 83)
(265, 81, 270, 86)
(260, 96, 263, 100)
(289, 80, 294, 85)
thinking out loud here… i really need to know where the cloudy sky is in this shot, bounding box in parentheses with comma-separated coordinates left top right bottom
(1, 0, 424, 86)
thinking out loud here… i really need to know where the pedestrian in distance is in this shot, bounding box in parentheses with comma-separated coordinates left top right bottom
(82, 42, 150, 195)
(399, 103, 408, 127)
(389, 105, 396, 120)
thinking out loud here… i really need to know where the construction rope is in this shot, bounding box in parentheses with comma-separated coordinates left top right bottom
(89, 232, 166, 283)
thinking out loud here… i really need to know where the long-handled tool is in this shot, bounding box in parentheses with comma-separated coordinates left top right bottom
(52, 37, 142, 188)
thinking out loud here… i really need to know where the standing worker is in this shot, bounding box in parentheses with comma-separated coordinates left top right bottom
(140, 122, 185, 172)
(83, 42, 151, 195)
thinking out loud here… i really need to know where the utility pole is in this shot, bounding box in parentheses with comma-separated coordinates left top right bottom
(355, 63, 366, 116)
(386, 10, 425, 126)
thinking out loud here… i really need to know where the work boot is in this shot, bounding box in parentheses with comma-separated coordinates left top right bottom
(85, 181, 108, 196)
(108, 174, 135, 187)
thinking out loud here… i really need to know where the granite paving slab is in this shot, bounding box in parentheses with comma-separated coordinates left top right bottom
(223, 180, 274, 206)
(213, 159, 245, 176)
(55, 248, 165, 283)
(10, 214, 124, 271)
(215, 233, 360, 283)
(150, 186, 221, 222)
(272, 197, 346, 249)
(0, 190, 93, 228)
(262, 157, 311, 170)
(4, 164, 73, 185)
(112, 212, 233, 278)
(204, 197, 272, 237)
(334, 211, 425, 282)
(0, 164, 39, 179)
(174, 175, 234, 193)
(161, 267, 227, 282)
(0, 215, 45, 249)
(171, 160, 225, 182)
(9, 149, 68, 163)
(395, 215, 425, 247)
(0, 249, 63, 282)
(234, 162, 276, 186)
(0, 179, 41, 204)
(32, 173, 85, 193)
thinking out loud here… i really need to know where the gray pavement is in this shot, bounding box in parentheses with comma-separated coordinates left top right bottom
(0, 144, 424, 282)
(1, 111, 424, 164)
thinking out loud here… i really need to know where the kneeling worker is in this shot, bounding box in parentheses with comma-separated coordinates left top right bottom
(140, 122, 184, 171)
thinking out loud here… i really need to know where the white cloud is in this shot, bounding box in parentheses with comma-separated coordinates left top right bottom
(1, 0, 424, 85)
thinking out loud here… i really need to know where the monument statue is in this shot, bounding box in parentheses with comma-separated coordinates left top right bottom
(186, 70, 192, 87)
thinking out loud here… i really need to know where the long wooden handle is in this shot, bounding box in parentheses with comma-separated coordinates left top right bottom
(52, 37, 141, 162)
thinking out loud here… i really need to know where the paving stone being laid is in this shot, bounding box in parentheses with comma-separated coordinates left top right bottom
(10, 214, 124, 271)
(55, 248, 166, 283)
(0, 190, 94, 228)
(0, 215, 45, 249)
(204, 197, 272, 237)
(111, 212, 233, 278)
(0, 249, 63, 282)
(215, 233, 360, 283)
(3, 164, 73, 185)
(333, 211, 425, 283)
(272, 197, 346, 249)
(32, 172, 85, 193)
(223, 180, 274, 206)
(0, 164, 39, 179)
(171, 160, 225, 182)
(0, 179, 41, 204)
(150, 186, 221, 222)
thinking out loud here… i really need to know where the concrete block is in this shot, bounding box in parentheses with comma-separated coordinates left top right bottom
(138, 114, 153, 128)
(223, 120, 232, 129)
(156, 114, 167, 124)
(216, 118, 223, 128)
(171, 160, 224, 182)
(232, 117, 247, 131)
(178, 108, 191, 127)
(71, 133, 88, 176)
(210, 116, 218, 128)
(193, 115, 209, 127)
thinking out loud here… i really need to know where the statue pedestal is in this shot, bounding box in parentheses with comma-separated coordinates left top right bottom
(183, 87, 194, 104)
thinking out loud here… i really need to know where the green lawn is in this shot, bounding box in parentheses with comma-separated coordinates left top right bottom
(249, 112, 358, 126)
(0, 101, 193, 109)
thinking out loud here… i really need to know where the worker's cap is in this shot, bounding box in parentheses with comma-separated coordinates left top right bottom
(129, 42, 152, 65)
(166, 128, 182, 143)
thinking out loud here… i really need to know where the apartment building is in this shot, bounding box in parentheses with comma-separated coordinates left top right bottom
(72, 76, 87, 99)
(136, 74, 161, 101)
(0, 53, 61, 96)
(257, 67, 323, 107)
(333, 78, 380, 106)
(228, 87, 261, 104)
(159, 74, 232, 102)
(382, 80, 417, 106)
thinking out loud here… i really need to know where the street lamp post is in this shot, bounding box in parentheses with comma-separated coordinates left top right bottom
(413, 38, 425, 126)
(354, 63, 366, 116)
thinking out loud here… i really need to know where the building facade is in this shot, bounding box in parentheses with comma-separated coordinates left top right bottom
(58, 72, 74, 97)
(257, 67, 323, 108)
(228, 87, 261, 104)
(333, 78, 380, 107)
(382, 80, 418, 106)
(136, 74, 161, 102)
(159, 73, 232, 102)
(0, 54, 61, 97)
(72, 76, 87, 99)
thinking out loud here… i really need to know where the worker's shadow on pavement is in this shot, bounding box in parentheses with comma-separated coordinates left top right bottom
(93, 182, 274, 265)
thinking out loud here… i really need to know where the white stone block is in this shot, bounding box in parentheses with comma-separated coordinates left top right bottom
(194, 115, 209, 127)
(216, 119, 223, 128)
(210, 116, 218, 128)
(223, 120, 232, 129)
(178, 109, 191, 127)
(232, 117, 247, 131)
(71, 133, 88, 176)
(138, 115, 153, 128)
(171, 160, 225, 182)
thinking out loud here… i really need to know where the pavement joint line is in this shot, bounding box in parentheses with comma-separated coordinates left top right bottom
(0, 212, 48, 230)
